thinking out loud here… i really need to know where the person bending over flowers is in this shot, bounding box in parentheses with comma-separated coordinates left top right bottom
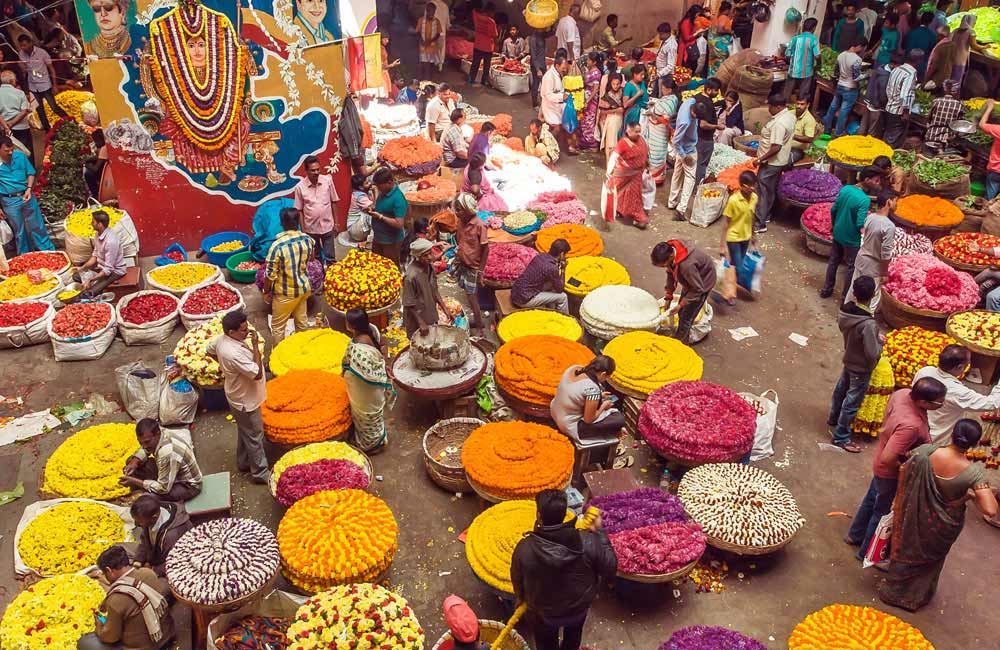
(120, 419, 202, 502)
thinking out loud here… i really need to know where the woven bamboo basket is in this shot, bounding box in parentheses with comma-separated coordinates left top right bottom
(800, 218, 832, 257)
(933, 249, 990, 273)
(946, 310, 1000, 358)
(889, 213, 957, 241)
(407, 196, 454, 223)
(705, 532, 797, 556)
(432, 619, 530, 650)
(732, 134, 759, 156)
(422, 417, 485, 493)
(880, 290, 949, 332)
(467, 473, 571, 503)
(482, 276, 515, 289)
(617, 557, 700, 584)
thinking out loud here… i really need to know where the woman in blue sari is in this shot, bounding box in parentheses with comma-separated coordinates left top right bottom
(622, 65, 648, 133)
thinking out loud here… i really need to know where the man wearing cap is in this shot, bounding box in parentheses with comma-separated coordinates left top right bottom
(454, 193, 488, 332)
(401, 237, 452, 336)
(440, 595, 488, 650)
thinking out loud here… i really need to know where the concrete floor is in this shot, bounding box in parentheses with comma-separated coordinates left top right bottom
(2, 56, 999, 650)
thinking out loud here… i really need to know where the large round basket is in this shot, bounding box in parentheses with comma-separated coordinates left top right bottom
(170, 568, 279, 615)
(657, 449, 747, 469)
(327, 297, 400, 320)
(617, 557, 700, 584)
(390, 340, 490, 400)
(732, 134, 759, 156)
(267, 445, 374, 501)
(432, 619, 530, 650)
(607, 375, 654, 401)
(800, 219, 832, 257)
(880, 290, 949, 332)
(467, 473, 571, 504)
(889, 213, 956, 241)
(946, 310, 1000, 358)
(422, 417, 485, 493)
(933, 250, 990, 273)
(495, 382, 553, 419)
(705, 532, 796, 556)
(407, 196, 453, 223)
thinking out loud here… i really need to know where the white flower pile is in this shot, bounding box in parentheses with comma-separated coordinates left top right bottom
(706, 143, 750, 177)
(361, 103, 422, 148)
(580, 285, 664, 340)
(166, 518, 279, 605)
(488, 144, 572, 210)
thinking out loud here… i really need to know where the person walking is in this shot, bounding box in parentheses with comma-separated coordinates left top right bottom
(342, 308, 394, 453)
(469, 2, 498, 86)
(846, 189, 897, 309)
(540, 56, 570, 147)
(511, 489, 617, 650)
(651, 240, 717, 345)
(263, 207, 313, 343)
(401, 238, 451, 336)
(752, 93, 796, 234)
(555, 4, 581, 61)
(292, 155, 339, 265)
(16, 34, 67, 132)
(828, 276, 882, 454)
(417, 3, 444, 81)
(820, 167, 882, 300)
(602, 119, 649, 230)
(913, 345, 1000, 442)
(845, 377, 946, 564)
(207, 310, 269, 484)
(453, 193, 488, 331)
(693, 78, 723, 189)
(783, 17, 821, 101)
(824, 38, 867, 137)
(654, 22, 678, 82)
(883, 50, 919, 148)
(529, 26, 554, 109)
(720, 170, 757, 281)
(0, 135, 53, 255)
(831, 1, 866, 52)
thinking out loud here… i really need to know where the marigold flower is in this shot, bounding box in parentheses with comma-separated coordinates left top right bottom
(262, 370, 352, 444)
(535, 224, 603, 257)
(43, 423, 137, 499)
(269, 329, 351, 376)
(494, 334, 594, 405)
(788, 604, 933, 649)
(497, 309, 582, 342)
(603, 331, 703, 395)
(461, 422, 574, 499)
(0, 575, 105, 650)
(286, 584, 423, 650)
(18, 501, 126, 575)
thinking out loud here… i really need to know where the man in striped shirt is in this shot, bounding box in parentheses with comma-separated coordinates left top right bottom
(120, 419, 203, 502)
(783, 17, 820, 102)
(263, 207, 314, 343)
(883, 50, 920, 148)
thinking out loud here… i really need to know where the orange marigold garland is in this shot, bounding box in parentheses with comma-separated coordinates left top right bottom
(494, 334, 594, 405)
(403, 175, 457, 203)
(895, 194, 964, 228)
(461, 422, 574, 499)
(788, 604, 934, 649)
(262, 370, 352, 444)
(504, 136, 524, 151)
(277, 489, 398, 592)
(536, 225, 604, 258)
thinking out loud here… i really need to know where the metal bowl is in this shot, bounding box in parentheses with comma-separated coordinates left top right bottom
(950, 119, 976, 135)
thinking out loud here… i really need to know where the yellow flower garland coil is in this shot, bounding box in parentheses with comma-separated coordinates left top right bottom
(286, 584, 424, 650)
(269, 329, 351, 376)
(17, 501, 127, 576)
(0, 574, 106, 650)
(43, 423, 137, 499)
(604, 331, 704, 395)
(564, 256, 630, 296)
(579, 285, 664, 339)
(497, 309, 583, 342)
(272, 441, 368, 484)
(825, 135, 894, 167)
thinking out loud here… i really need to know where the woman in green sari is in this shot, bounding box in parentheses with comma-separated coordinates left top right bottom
(342, 308, 395, 453)
(879, 419, 998, 612)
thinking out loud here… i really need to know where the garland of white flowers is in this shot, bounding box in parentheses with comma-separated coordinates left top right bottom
(136, 0, 178, 26)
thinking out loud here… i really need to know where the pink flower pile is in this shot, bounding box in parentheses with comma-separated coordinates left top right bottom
(638, 381, 756, 463)
(484, 242, 538, 282)
(484, 213, 505, 229)
(529, 191, 588, 229)
(801, 202, 833, 240)
(533, 190, 577, 203)
(610, 521, 706, 575)
(891, 229, 933, 260)
(274, 458, 370, 506)
(883, 253, 978, 313)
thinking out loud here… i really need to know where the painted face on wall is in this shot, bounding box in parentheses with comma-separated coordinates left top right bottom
(90, 1, 125, 34)
(297, 0, 327, 30)
(186, 35, 207, 68)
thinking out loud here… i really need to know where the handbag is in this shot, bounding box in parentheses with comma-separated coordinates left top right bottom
(0, 218, 12, 246)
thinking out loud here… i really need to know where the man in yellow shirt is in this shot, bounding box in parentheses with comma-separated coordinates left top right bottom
(720, 169, 757, 302)
(791, 96, 819, 163)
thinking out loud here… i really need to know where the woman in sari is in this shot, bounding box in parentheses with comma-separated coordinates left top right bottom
(463, 152, 509, 211)
(598, 73, 625, 162)
(707, 2, 734, 77)
(342, 309, 395, 453)
(879, 419, 998, 612)
(643, 76, 679, 185)
(622, 66, 649, 131)
(380, 34, 401, 98)
(578, 52, 604, 150)
(602, 120, 649, 230)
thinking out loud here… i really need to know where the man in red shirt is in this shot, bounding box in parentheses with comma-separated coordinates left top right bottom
(469, 2, 498, 86)
(978, 99, 1000, 199)
(845, 377, 946, 564)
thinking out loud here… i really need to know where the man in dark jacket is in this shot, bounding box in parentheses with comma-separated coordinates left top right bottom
(860, 57, 890, 137)
(828, 275, 882, 453)
(651, 240, 717, 345)
(129, 494, 193, 578)
(510, 490, 617, 650)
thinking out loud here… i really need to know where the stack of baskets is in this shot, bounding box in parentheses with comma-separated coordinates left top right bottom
(422, 417, 485, 493)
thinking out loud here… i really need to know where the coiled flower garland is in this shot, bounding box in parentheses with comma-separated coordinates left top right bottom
(494, 334, 594, 405)
(262, 370, 352, 444)
(461, 422, 574, 499)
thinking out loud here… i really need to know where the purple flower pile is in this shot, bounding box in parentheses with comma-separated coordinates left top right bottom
(588, 487, 689, 533)
(659, 626, 768, 650)
(275, 458, 370, 506)
(777, 169, 842, 204)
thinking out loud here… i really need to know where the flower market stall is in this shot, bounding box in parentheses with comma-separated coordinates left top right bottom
(800, 202, 833, 257)
(324, 250, 402, 325)
(881, 254, 979, 331)
(461, 421, 574, 501)
(402, 175, 458, 222)
(483, 242, 538, 288)
(934, 232, 1000, 272)
(883, 326, 957, 387)
(493, 334, 594, 415)
(892, 194, 965, 238)
(2, 251, 73, 284)
(378, 135, 442, 178)
(116, 291, 180, 345)
(0, 574, 106, 650)
(946, 310, 1000, 383)
(527, 190, 587, 228)
(261, 370, 352, 444)
(788, 605, 933, 649)
(825, 135, 893, 170)
(777, 169, 842, 208)
(361, 103, 422, 150)
(564, 256, 630, 298)
(174, 316, 265, 388)
(146, 262, 221, 296)
(603, 331, 704, 398)
(535, 224, 604, 258)
(485, 143, 572, 210)
(0, 300, 54, 349)
(285, 584, 423, 650)
(42, 423, 137, 500)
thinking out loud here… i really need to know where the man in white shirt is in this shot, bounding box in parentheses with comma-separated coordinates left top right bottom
(858, 0, 878, 40)
(539, 55, 569, 138)
(914, 345, 1000, 442)
(424, 83, 460, 140)
(0, 70, 31, 154)
(655, 22, 678, 82)
(555, 5, 581, 61)
(823, 38, 866, 137)
(753, 93, 797, 233)
(883, 50, 919, 148)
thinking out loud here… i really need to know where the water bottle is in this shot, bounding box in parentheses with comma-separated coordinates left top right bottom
(659, 467, 671, 490)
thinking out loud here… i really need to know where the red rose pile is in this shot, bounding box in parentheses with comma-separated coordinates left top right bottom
(182, 283, 239, 315)
(120, 293, 178, 324)
(164, 250, 184, 263)
(639, 380, 756, 463)
(275, 458, 370, 507)
(51, 302, 111, 338)
(610, 521, 706, 575)
(494, 59, 527, 74)
(6, 252, 67, 276)
(0, 301, 48, 327)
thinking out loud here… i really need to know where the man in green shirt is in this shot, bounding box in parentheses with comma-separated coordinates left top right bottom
(820, 167, 882, 301)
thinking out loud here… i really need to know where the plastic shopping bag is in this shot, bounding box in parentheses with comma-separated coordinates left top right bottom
(159, 375, 199, 426)
(642, 170, 656, 211)
(115, 363, 160, 421)
(714, 256, 737, 302)
(862, 512, 893, 568)
(737, 248, 765, 297)
(561, 100, 578, 134)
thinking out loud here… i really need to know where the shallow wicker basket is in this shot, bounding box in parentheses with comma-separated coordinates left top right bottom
(422, 417, 485, 493)
(705, 532, 797, 556)
(880, 289, 949, 332)
(432, 619, 530, 650)
(889, 213, 958, 241)
(933, 249, 990, 273)
(617, 557, 701, 583)
(946, 310, 1000, 358)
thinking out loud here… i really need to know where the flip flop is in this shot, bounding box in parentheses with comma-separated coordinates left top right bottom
(616, 442, 627, 457)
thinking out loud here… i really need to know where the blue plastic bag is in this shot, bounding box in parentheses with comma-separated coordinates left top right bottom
(562, 100, 578, 134)
(737, 249, 765, 296)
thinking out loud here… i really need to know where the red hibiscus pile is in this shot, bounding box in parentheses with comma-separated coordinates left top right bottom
(183, 283, 239, 315)
(610, 521, 706, 575)
(164, 250, 184, 263)
(639, 381, 756, 463)
(120, 293, 178, 324)
(274, 458, 370, 507)
(7, 252, 68, 276)
(0, 301, 48, 327)
(484, 243, 538, 282)
(494, 59, 527, 74)
(51, 302, 111, 338)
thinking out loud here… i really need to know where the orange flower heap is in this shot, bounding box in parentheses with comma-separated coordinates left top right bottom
(895, 194, 964, 227)
(378, 136, 443, 168)
(262, 370, 352, 444)
(403, 175, 457, 203)
(494, 334, 594, 405)
(788, 604, 933, 650)
(277, 489, 398, 592)
(461, 422, 574, 499)
(536, 224, 604, 258)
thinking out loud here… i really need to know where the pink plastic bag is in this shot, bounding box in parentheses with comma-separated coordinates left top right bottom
(862, 512, 892, 568)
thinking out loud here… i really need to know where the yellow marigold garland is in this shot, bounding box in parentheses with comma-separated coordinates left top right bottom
(536, 224, 604, 257)
(494, 334, 594, 405)
(148, 263, 218, 291)
(324, 250, 402, 311)
(0, 274, 60, 301)
(0, 575, 105, 650)
(883, 326, 956, 387)
(788, 604, 934, 649)
(461, 422, 574, 499)
(269, 329, 351, 376)
(285, 584, 424, 650)
(44, 90, 96, 126)
(603, 331, 704, 395)
(18, 502, 126, 576)
(497, 309, 583, 342)
(262, 370, 352, 444)
(564, 255, 630, 296)
(43, 423, 137, 499)
(826, 135, 894, 167)
(272, 441, 367, 485)
(277, 490, 398, 592)
(852, 355, 895, 437)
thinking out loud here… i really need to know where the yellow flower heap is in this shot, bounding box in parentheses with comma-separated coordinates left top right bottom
(788, 604, 933, 650)
(65, 207, 124, 237)
(0, 575, 106, 650)
(269, 329, 351, 376)
(604, 331, 704, 395)
(209, 240, 244, 253)
(43, 423, 137, 499)
(18, 502, 125, 575)
(0, 274, 60, 301)
(564, 256, 630, 296)
(174, 315, 264, 385)
(44, 90, 96, 125)
(324, 249, 402, 311)
(148, 262, 218, 292)
(563, 75, 585, 110)
(826, 135, 894, 167)
(285, 584, 423, 650)
(497, 309, 583, 342)
(272, 441, 367, 484)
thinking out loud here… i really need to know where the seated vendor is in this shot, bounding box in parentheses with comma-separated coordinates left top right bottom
(77, 545, 174, 650)
(73, 210, 125, 298)
(120, 419, 203, 503)
(525, 119, 561, 166)
(511, 237, 570, 314)
(129, 494, 193, 578)
(790, 95, 818, 164)
(871, 155, 907, 195)
(439, 595, 488, 650)
(550, 355, 626, 442)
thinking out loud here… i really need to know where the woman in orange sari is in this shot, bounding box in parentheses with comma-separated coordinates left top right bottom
(602, 120, 649, 229)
